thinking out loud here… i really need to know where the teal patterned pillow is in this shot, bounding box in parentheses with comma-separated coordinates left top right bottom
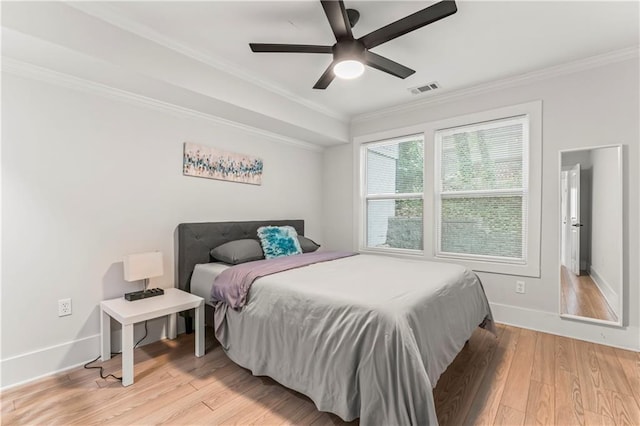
(257, 226, 303, 259)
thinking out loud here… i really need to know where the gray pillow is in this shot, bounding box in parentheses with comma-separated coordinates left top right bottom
(210, 239, 264, 265)
(298, 236, 321, 253)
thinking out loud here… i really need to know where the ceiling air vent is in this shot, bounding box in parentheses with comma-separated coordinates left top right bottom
(409, 81, 440, 95)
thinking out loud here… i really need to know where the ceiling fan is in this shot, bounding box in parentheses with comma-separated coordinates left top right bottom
(249, 0, 457, 90)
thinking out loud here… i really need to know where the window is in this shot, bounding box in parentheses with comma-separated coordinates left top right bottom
(435, 116, 528, 264)
(363, 135, 424, 251)
(356, 101, 541, 277)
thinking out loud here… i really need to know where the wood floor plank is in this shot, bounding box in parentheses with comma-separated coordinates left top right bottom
(494, 404, 525, 426)
(11, 379, 121, 423)
(554, 332, 585, 426)
(66, 373, 192, 425)
(532, 332, 556, 385)
(1, 397, 14, 414)
(434, 327, 486, 395)
(164, 344, 228, 378)
(613, 347, 640, 403)
(524, 380, 554, 425)
(157, 401, 214, 425)
(69, 342, 233, 425)
(593, 344, 634, 396)
(64, 374, 189, 424)
(500, 328, 537, 412)
(166, 345, 235, 388)
(247, 388, 314, 425)
(302, 409, 337, 425)
(224, 377, 294, 425)
(574, 339, 613, 417)
(2, 326, 638, 426)
(585, 409, 615, 426)
(606, 390, 640, 426)
(101, 382, 197, 425)
(9, 372, 171, 426)
(555, 370, 585, 426)
(199, 369, 262, 409)
(125, 367, 258, 425)
(278, 398, 325, 426)
(203, 377, 291, 424)
(435, 328, 496, 426)
(463, 324, 519, 426)
(556, 335, 579, 374)
(1, 372, 71, 404)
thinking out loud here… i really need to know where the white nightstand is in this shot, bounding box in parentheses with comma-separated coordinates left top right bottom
(100, 287, 204, 386)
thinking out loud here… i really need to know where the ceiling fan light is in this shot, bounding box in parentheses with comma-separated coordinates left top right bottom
(333, 60, 365, 79)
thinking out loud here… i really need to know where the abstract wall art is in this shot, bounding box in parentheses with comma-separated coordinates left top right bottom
(183, 142, 263, 185)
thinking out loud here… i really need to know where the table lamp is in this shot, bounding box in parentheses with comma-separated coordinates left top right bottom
(123, 251, 165, 301)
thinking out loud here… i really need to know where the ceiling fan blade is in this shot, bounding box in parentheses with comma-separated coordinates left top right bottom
(321, 1, 353, 41)
(364, 51, 415, 79)
(249, 43, 333, 54)
(313, 62, 336, 89)
(359, 0, 457, 49)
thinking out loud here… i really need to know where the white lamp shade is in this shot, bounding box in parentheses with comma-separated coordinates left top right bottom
(123, 251, 163, 282)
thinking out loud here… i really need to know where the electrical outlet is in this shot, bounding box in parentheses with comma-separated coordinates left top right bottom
(58, 298, 72, 317)
(516, 281, 526, 294)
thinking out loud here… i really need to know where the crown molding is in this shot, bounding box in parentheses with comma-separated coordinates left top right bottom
(1, 57, 324, 153)
(65, 2, 348, 124)
(353, 45, 640, 123)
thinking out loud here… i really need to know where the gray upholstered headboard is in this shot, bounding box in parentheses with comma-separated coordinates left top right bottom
(177, 220, 304, 294)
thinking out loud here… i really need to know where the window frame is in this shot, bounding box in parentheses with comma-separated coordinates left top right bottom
(361, 134, 426, 255)
(434, 114, 530, 265)
(354, 101, 542, 277)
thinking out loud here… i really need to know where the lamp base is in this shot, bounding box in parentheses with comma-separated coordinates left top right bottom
(124, 288, 165, 301)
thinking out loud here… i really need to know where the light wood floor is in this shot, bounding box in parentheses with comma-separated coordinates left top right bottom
(2, 324, 638, 425)
(561, 265, 618, 322)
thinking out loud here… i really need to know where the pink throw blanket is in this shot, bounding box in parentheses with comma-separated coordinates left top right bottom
(211, 251, 357, 308)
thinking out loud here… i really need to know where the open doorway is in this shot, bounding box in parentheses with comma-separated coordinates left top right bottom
(560, 149, 620, 323)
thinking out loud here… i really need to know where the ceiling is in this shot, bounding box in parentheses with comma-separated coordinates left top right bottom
(2, 0, 638, 146)
(80, 1, 639, 118)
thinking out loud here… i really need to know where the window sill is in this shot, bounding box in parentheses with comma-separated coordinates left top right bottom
(359, 247, 424, 258)
(435, 255, 540, 278)
(357, 248, 540, 278)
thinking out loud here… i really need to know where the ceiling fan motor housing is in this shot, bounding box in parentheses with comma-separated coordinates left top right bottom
(333, 39, 366, 62)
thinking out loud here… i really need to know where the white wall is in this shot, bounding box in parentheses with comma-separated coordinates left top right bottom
(590, 147, 622, 309)
(322, 144, 355, 252)
(1, 72, 325, 387)
(325, 57, 640, 350)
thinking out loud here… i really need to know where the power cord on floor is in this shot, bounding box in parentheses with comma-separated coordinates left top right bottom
(84, 320, 149, 381)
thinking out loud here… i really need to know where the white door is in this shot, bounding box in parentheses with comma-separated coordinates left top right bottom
(569, 164, 581, 275)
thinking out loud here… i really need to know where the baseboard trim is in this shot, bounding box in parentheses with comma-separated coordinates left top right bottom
(589, 266, 619, 315)
(490, 302, 638, 352)
(0, 334, 101, 391)
(0, 318, 177, 390)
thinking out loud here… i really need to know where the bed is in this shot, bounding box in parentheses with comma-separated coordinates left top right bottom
(177, 220, 494, 425)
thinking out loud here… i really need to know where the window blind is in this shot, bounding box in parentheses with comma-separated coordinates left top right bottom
(436, 115, 529, 262)
(364, 136, 424, 251)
